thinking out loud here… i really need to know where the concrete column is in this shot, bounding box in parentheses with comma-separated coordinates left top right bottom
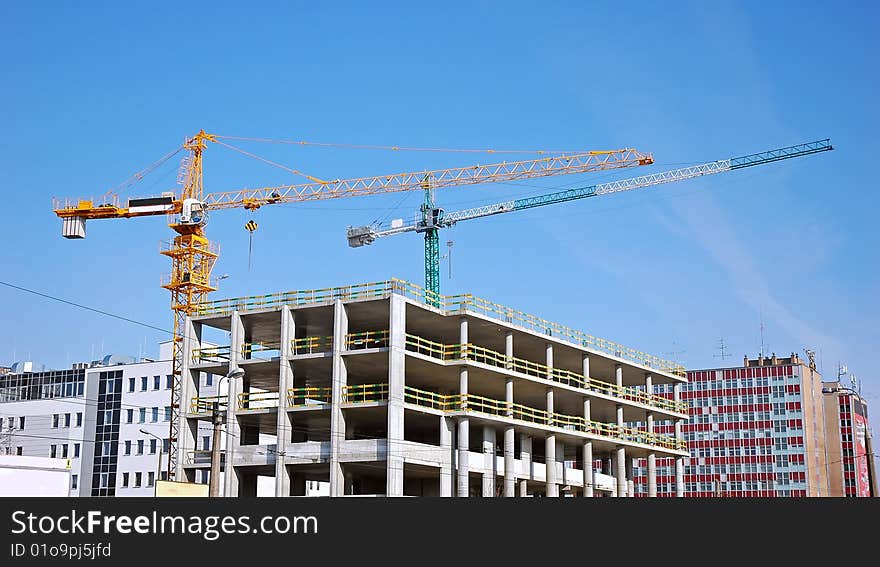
(626, 457, 635, 497)
(275, 305, 294, 497)
(460, 317, 468, 356)
(546, 343, 554, 380)
(505, 331, 514, 370)
(457, 366, 469, 497)
(557, 439, 566, 492)
(545, 435, 557, 497)
(519, 434, 531, 496)
(545, 383, 557, 497)
(608, 452, 617, 497)
(674, 383, 684, 497)
(175, 316, 201, 481)
(223, 311, 244, 497)
(329, 300, 348, 497)
(503, 426, 515, 497)
(503, 344, 515, 497)
(583, 398, 593, 497)
(386, 295, 406, 496)
(440, 416, 454, 497)
(582, 353, 590, 379)
(482, 426, 496, 497)
(675, 457, 685, 497)
(616, 446, 627, 498)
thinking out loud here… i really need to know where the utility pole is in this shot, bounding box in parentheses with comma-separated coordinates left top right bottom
(210, 401, 224, 497)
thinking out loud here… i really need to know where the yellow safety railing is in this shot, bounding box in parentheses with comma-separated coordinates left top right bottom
(287, 386, 332, 406)
(404, 334, 687, 414)
(398, 387, 684, 451)
(291, 335, 333, 355)
(342, 383, 389, 404)
(403, 386, 455, 411)
(345, 330, 390, 350)
(192, 345, 232, 364)
(195, 277, 685, 377)
(237, 391, 280, 410)
(241, 341, 282, 360)
(189, 395, 228, 414)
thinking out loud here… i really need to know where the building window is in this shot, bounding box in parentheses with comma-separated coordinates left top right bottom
(153, 376, 160, 390)
(75, 412, 82, 427)
(16, 447, 22, 456)
(137, 440, 144, 455)
(74, 443, 80, 458)
(52, 414, 59, 428)
(128, 377, 135, 392)
(103, 410, 114, 425)
(124, 440, 131, 456)
(121, 472, 129, 488)
(148, 472, 155, 487)
(139, 408, 146, 423)
(50, 444, 57, 458)
(134, 472, 142, 487)
(140, 377, 147, 392)
(164, 406, 172, 422)
(64, 413, 70, 427)
(150, 439, 157, 455)
(162, 439, 170, 453)
(71, 475, 78, 490)
(202, 436, 210, 451)
(126, 409, 133, 424)
(166, 375, 173, 389)
(151, 407, 159, 423)
(206, 374, 213, 387)
(100, 473, 109, 488)
(61, 444, 69, 458)
(18, 416, 25, 430)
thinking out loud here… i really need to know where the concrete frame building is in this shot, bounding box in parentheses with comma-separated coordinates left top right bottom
(178, 278, 689, 497)
(822, 380, 877, 497)
(0, 342, 217, 496)
(634, 353, 829, 497)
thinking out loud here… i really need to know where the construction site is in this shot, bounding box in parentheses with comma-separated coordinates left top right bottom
(179, 278, 688, 497)
(49, 132, 833, 496)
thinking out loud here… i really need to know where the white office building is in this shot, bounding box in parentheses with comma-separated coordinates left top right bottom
(0, 342, 218, 496)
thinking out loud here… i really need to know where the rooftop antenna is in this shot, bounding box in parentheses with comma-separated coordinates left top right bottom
(758, 312, 770, 358)
(714, 338, 730, 361)
(444, 240, 454, 279)
(803, 348, 817, 372)
(663, 340, 686, 360)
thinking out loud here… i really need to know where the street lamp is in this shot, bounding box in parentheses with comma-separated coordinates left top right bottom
(209, 367, 244, 497)
(139, 428, 163, 495)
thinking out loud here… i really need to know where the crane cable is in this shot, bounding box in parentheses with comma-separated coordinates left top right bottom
(102, 145, 184, 198)
(213, 135, 588, 155)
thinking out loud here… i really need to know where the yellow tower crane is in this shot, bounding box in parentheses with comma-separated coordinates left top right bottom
(52, 130, 654, 479)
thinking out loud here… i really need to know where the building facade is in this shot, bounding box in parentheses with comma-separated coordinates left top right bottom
(0, 342, 217, 496)
(822, 381, 877, 497)
(633, 353, 829, 497)
(178, 278, 689, 497)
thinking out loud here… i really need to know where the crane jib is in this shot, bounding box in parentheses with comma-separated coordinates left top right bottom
(729, 139, 832, 170)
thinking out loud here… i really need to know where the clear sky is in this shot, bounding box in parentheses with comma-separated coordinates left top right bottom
(1, 2, 877, 439)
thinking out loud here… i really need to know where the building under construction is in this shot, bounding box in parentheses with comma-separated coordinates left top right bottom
(176, 278, 688, 497)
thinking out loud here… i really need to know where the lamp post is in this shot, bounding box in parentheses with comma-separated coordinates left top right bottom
(210, 367, 244, 497)
(139, 428, 164, 495)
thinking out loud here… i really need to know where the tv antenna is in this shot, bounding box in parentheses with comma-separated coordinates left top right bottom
(443, 240, 454, 279)
(714, 338, 730, 361)
(759, 312, 768, 357)
(663, 340, 686, 360)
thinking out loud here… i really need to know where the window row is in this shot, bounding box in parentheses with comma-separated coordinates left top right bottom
(127, 375, 173, 393)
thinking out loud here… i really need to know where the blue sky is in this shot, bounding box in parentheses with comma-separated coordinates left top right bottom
(1, 2, 877, 438)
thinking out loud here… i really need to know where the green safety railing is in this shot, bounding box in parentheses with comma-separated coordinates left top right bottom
(287, 386, 332, 406)
(194, 277, 685, 377)
(241, 341, 282, 360)
(291, 335, 333, 355)
(189, 395, 228, 414)
(237, 391, 279, 410)
(342, 383, 389, 404)
(345, 330, 390, 350)
(192, 345, 232, 364)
